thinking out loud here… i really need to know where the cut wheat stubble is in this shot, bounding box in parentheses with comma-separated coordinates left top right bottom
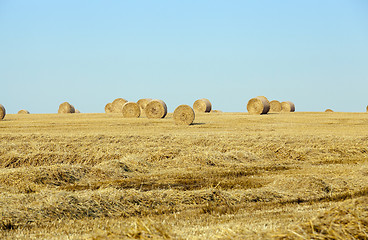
(193, 98, 212, 113)
(145, 99, 167, 119)
(281, 101, 295, 113)
(58, 102, 75, 114)
(247, 97, 270, 115)
(122, 102, 141, 118)
(173, 105, 195, 125)
(0, 104, 5, 120)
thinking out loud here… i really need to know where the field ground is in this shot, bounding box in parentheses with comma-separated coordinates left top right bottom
(1, 112, 368, 239)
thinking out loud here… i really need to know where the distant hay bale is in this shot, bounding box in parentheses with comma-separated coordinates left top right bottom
(173, 105, 195, 125)
(0, 104, 5, 120)
(281, 101, 295, 112)
(366, 105, 368, 112)
(325, 109, 334, 112)
(269, 100, 282, 113)
(18, 110, 30, 114)
(211, 110, 222, 113)
(112, 98, 128, 113)
(105, 103, 113, 113)
(137, 98, 152, 111)
(193, 98, 212, 113)
(122, 102, 141, 118)
(75, 109, 81, 113)
(145, 99, 167, 119)
(58, 102, 75, 114)
(247, 97, 270, 115)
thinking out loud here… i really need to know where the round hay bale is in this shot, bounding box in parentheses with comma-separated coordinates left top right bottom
(366, 105, 368, 112)
(247, 97, 270, 115)
(75, 109, 81, 113)
(137, 98, 152, 111)
(112, 98, 128, 113)
(145, 99, 167, 119)
(0, 104, 6, 120)
(122, 102, 141, 118)
(325, 109, 334, 113)
(105, 103, 113, 113)
(281, 101, 295, 112)
(58, 102, 75, 114)
(193, 98, 212, 113)
(211, 110, 222, 113)
(269, 100, 282, 113)
(18, 109, 30, 114)
(173, 105, 195, 125)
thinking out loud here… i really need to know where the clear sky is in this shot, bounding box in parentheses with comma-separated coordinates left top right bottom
(1, 1, 367, 113)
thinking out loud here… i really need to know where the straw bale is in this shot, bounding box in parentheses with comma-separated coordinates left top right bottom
(112, 98, 128, 113)
(18, 109, 30, 114)
(325, 109, 334, 113)
(173, 105, 195, 125)
(75, 109, 80, 113)
(105, 103, 113, 113)
(193, 98, 212, 113)
(269, 100, 282, 113)
(145, 99, 167, 119)
(366, 105, 368, 112)
(211, 110, 222, 113)
(281, 101, 295, 112)
(137, 98, 152, 111)
(122, 102, 141, 118)
(247, 97, 270, 115)
(58, 102, 75, 114)
(0, 104, 5, 120)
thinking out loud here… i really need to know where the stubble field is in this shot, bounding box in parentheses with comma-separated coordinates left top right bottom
(0, 111, 368, 239)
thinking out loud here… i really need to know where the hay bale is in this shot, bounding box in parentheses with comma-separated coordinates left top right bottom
(247, 97, 270, 115)
(137, 98, 152, 111)
(193, 98, 212, 113)
(75, 109, 81, 113)
(58, 102, 75, 114)
(366, 105, 368, 112)
(0, 104, 5, 120)
(145, 99, 167, 119)
(173, 105, 195, 125)
(105, 103, 113, 113)
(122, 102, 141, 118)
(325, 109, 334, 112)
(211, 110, 222, 113)
(269, 100, 282, 113)
(281, 101, 295, 112)
(18, 110, 30, 114)
(112, 98, 128, 113)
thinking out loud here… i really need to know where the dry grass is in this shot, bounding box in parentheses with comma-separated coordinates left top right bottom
(0, 112, 368, 239)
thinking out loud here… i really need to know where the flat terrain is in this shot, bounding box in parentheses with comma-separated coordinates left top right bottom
(1, 112, 368, 239)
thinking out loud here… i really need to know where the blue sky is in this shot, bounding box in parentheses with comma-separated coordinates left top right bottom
(1, 1, 367, 113)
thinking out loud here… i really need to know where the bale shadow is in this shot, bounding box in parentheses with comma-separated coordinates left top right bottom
(191, 123, 206, 126)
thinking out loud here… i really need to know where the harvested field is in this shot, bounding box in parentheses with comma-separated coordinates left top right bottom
(0, 112, 368, 239)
